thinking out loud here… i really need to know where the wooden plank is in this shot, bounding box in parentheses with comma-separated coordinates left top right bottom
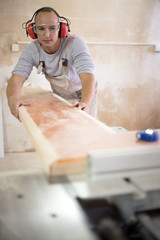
(19, 86, 160, 176)
(19, 86, 115, 176)
(19, 105, 58, 175)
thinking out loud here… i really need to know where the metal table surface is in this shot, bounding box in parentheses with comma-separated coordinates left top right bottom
(0, 170, 99, 240)
(1, 166, 160, 240)
(66, 169, 160, 240)
(67, 168, 160, 199)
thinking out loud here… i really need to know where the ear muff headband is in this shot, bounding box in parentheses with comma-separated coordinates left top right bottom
(22, 7, 71, 39)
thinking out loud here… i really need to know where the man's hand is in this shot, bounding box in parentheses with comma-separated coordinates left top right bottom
(72, 100, 89, 113)
(8, 96, 30, 120)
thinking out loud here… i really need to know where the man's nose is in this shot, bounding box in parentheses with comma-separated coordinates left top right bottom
(44, 28, 51, 36)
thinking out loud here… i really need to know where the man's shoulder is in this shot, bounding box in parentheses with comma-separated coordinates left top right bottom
(64, 34, 83, 42)
(23, 40, 39, 53)
(68, 34, 84, 42)
(66, 34, 86, 48)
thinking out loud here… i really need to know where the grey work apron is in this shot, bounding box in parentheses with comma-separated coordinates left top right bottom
(36, 36, 97, 117)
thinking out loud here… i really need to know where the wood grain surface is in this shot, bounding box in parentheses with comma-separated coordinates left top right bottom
(19, 86, 160, 176)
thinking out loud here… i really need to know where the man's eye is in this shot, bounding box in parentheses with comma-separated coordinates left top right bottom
(37, 27, 44, 31)
(50, 26, 56, 30)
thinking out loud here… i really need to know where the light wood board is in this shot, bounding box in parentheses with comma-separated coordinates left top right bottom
(19, 86, 160, 176)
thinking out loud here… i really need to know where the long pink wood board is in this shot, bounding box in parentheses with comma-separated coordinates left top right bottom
(19, 86, 160, 176)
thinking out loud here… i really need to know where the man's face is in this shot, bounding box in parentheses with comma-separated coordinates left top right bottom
(35, 11, 60, 52)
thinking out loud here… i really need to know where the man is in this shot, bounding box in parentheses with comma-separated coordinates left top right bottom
(6, 7, 97, 119)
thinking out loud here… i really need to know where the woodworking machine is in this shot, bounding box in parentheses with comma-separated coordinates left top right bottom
(0, 147, 160, 240)
(1, 87, 160, 240)
(73, 148, 160, 240)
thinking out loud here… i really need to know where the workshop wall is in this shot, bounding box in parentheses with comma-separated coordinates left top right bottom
(1, 0, 160, 152)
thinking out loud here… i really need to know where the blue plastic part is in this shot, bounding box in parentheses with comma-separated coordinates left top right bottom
(136, 129, 159, 142)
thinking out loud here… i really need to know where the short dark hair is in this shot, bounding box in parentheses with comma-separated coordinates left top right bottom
(34, 7, 60, 22)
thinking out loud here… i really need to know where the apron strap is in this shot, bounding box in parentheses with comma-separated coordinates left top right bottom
(35, 35, 75, 75)
(35, 41, 46, 74)
(59, 34, 75, 75)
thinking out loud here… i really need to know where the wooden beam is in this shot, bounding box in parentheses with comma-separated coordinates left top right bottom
(19, 105, 58, 175)
(19, 86, 160, 177)
(18, 86, 115, 176)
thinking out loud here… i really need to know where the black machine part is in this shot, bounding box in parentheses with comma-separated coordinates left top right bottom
(77, 189, 160, 240)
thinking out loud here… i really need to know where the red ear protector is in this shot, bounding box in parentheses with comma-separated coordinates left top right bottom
(22, 7, 71, 39)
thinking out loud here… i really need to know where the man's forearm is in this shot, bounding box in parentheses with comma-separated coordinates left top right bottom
(6, 74, 26, 119)
(80, 73, 96, 107)
(7, 74, 26, 99)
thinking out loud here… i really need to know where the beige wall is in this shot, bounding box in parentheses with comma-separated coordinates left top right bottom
(1, 0, 160, 152)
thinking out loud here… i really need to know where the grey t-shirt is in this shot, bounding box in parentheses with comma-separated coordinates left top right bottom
(12, 34, 94, 86)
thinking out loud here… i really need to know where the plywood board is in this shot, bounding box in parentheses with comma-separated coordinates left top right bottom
(19, 86, 160, 176)
(19, 86, 115, 176)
